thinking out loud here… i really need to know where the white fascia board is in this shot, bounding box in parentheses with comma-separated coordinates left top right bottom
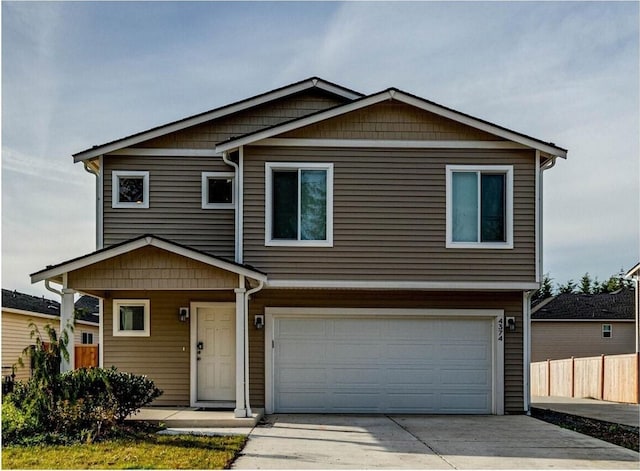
(31, 236, 267, 284)
(148, 238, 266, 282)
(257, 138, 527, 149)
(1, 308, 99, 326)
(73, 79, 360, 162)
(395, 92, 567, 158)
(265, 280, 540, 291)
(107, 148, 221, 157)
(531, 319, 634, 323)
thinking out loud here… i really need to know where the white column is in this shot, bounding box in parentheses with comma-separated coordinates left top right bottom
(60, 288, 76, 372)
(234, 281, 247, 418)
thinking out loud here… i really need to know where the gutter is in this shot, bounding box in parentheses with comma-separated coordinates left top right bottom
(244, 279, 264, 417)
(83, 159, 103, 249)
(222, 151, 242, 263)
(523, 290, 534, 415)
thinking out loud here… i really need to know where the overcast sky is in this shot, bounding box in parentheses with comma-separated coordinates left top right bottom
(2, 1, 639, 299)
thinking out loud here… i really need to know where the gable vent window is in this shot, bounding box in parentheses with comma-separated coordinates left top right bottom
(446, 165, 513, 249)
(81, 332, 94, 344)
(602, 324, 612, 338)
(202, 172, 234, 209)
(265, 162, 333, 247)
(112, 171, 149, 209)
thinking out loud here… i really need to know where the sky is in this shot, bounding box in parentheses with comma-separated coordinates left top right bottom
(2, 1, 639, 299)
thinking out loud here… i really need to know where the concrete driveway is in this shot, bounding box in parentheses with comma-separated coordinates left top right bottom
(233, 414, 639, 469)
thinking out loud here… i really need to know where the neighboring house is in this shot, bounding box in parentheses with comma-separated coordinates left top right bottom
(625, 263, 640, 352)
(531, 289, 636, 362)
(2, 289, 99, 380)
(29, 77, 567, 416)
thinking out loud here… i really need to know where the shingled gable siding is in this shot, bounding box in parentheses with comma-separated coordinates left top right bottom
(67, 246, 239, 291)
(244, 146, 536, 282)
(281, 101, 502, 141)
(134, 90, 348, 149)
(247, 289, 525, 413)
(102, 290, 234, 406)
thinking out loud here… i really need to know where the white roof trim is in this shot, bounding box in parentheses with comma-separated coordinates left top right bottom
(31, 236, 267, 284)
(2, 307, 99, 326)
(257, 138, 527, 149)
(73, 78, 362, 162)
(216, 89, 567, 158)
(265, 279, 540, 291)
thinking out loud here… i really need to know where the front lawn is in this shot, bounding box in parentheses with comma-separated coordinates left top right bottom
(2, 433, 247, 469)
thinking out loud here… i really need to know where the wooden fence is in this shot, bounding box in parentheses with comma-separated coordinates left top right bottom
(75, 345, 99, 369)
(531, 353, 640, 403)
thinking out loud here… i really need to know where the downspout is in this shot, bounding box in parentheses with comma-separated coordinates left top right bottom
(83, 160, 102, 250)
(222, 151, 241, 264)
(45, 280, 62, 297)
(244, 279, 264, 416)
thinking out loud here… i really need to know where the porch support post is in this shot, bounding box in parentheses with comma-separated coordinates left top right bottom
(61, 288, 76, 373)
(234, 277, 247, 418)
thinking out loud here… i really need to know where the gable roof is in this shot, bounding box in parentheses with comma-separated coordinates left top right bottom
(531, 288, 635, 321)
(72, 77, 363, 162)
(215, 88, 568, 158)
(2, 289, 100, 324)
(30, 234, 267, 284)
(625, 262, 640, 278)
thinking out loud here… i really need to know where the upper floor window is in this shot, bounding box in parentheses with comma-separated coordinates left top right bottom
(265, 162, 333, 247)
(112, 171, 149, 209)
(602, 324, 612, 338)
(446, 165, 513, 249)
(202, 172, 234, 209)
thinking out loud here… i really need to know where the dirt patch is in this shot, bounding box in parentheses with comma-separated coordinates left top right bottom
(531, 407, 639, 452)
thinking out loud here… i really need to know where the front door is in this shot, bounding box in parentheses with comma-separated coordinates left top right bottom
(196, 304, 236, 402)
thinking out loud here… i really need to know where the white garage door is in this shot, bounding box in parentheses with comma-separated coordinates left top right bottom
(273, 316, 495, 414)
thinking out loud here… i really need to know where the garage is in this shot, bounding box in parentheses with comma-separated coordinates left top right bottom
(266, 310, 503, 414)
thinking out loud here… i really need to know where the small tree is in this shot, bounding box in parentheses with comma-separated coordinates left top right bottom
(18, 322, 72, 385)
(533, 274, 554, 302)
(558, 279, 576, 294)
(578, 273, 593, 294)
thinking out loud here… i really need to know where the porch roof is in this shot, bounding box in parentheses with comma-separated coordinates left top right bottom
(30, 234, 267, 285)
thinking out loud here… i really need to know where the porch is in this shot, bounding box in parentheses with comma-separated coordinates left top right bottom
(127, 406, 264, 428)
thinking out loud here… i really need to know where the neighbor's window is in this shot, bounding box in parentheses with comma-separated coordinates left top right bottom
(265, 162, 333, 247)
(602, 324, 612, 338)
(113, 299, 150, 337)
(81, 332, 94, 344)
(446, 165, 513, 248)
(202, 172, 234, 209)
(112, 171, 149, 208)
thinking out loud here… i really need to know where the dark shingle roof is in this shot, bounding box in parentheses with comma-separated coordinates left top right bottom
(2, 289, 99, 324)
(532, 288, 635, 320)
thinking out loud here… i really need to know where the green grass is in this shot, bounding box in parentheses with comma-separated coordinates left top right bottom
(2, 433, 247, 469)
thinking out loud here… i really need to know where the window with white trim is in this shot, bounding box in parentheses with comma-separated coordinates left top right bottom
(602, 324, 612, 338)
(112, 171, 149, 208)
(81, 332, 94, 344)
(446, 165, 513, 248)
(202, 172, 234, 209)
(265, 162, 333, 247)
(113, 299, 150, 337)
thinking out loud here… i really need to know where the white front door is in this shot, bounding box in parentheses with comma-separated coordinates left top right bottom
(195, 304, 236, 402)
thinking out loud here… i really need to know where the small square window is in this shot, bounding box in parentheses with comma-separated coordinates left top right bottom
(202, 172, 234, 209)
(602, 324, 612, 338)
(112, 171, 149, 208)
(81, 332, 94, 344)
(113, 300, 150, 337)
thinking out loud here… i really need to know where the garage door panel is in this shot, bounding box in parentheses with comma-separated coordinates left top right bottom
(273, 316, 494, 414)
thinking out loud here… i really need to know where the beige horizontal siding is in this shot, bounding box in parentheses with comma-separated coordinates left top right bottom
(1, 311, 98, 381)
(244, 147, 536, 282)
(68, 246, 238, 291)
(248, 289, 524, 414)
(531, 321, 636, 362)
(102, 290, 235, 406)
(103, 156, 235, 256)
(136, 90, 348, 149)
(282, 102, 501, 141)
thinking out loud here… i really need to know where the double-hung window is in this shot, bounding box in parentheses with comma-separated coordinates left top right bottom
(446, 165, 513, 248)
(112, 171, 149, 208)
(265, 162, 333, 247)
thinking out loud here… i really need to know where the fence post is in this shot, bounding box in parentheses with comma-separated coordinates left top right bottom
(546, 359, 551, 396)
(571, 356, 575, 398)
(636, 352, 639, 404)
(600, 354, 605, 400)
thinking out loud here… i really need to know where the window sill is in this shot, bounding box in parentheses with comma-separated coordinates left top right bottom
(446, 241, 514, 250)
(266, 239, 333, 248)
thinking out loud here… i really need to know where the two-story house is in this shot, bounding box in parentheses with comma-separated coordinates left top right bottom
(31, 77, 566, 417)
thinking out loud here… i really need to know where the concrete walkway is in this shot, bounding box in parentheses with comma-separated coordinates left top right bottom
(128, 407, 263, 428)
(532, 396, 639, 427)
(233, 414, 639, 469)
